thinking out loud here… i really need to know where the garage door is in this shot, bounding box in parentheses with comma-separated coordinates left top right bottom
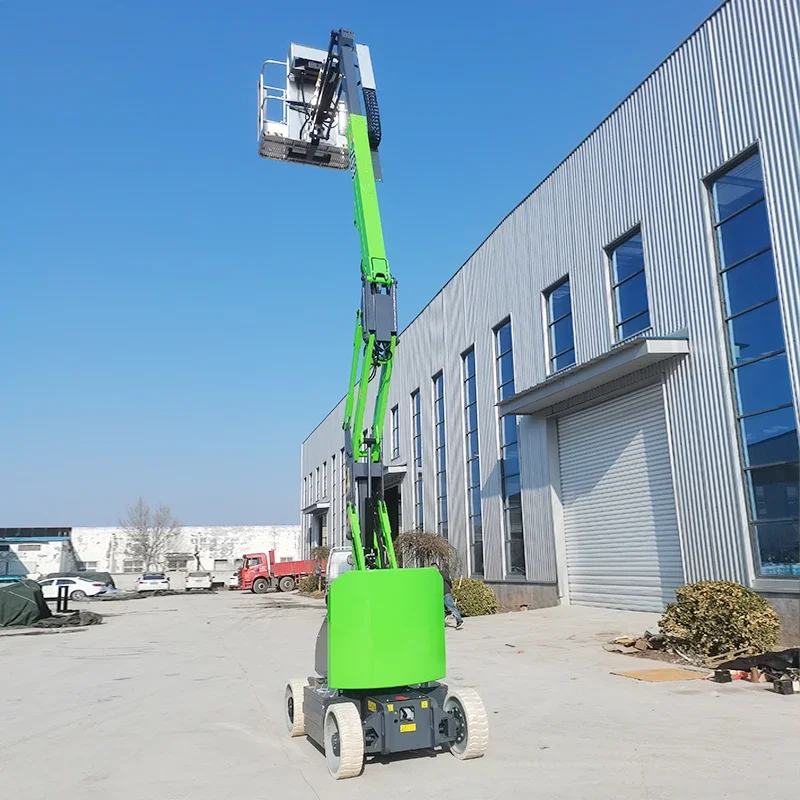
(558, 384, 684, 612)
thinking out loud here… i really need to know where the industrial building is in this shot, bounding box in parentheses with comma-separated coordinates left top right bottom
(300, 0, 800, 627)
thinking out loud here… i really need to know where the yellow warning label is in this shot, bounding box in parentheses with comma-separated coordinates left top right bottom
(387, 703, 394, 712)
(400, 723, 417, 733)
(421, 700, 429, 709)
(367, 700, 376, 713)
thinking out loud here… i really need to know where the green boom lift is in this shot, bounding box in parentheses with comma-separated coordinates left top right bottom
(257, 29, 488, 779)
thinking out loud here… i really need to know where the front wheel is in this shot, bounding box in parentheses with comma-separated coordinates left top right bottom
(70, 590, 87, 601)
(444, 688, 489, 760)
(252, 578, 269, 594)
(324, 702, 364, 780)
(285, 680, 306, 737)
(279, 576, 295, 593)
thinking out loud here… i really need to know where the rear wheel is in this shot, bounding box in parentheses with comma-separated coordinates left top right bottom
(285, 680, 306, 737)
(70, 590, 87, 600)
(252, 577, 269, 594)
(324, 702, 364, 780)
(444, 688, 489, 760)
(279, 576, 296, 593)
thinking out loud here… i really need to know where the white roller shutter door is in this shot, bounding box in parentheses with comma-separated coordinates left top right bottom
(558, 384, 684, 612)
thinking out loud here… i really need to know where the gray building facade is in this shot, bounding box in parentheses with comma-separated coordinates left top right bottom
(301, 0, 800, 627)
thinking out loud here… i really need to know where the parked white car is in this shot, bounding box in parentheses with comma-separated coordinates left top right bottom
(186, 571, 212, 591)
(136, 573, 170, 592)
(38, 576, 108, 601)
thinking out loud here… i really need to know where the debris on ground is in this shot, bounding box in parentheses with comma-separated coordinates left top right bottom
(711, 648, 800, 694)
(613, 667, 706, 682)
(607, 630, 800, 695)
(32, 610, 103, 628)
(89, 592, 147, 602)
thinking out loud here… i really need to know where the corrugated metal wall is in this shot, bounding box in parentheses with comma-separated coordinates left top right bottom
(300, 0, 800, 587)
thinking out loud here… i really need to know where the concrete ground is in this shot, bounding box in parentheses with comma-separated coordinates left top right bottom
(1, 591, 796, 800)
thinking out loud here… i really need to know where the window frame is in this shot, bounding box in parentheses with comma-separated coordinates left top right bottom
(391, 405, 400, 459)
(493, 318, 526, 578)
(411, 389, 424, 530)
(606, 226, 651, 342)
(705, 145, 798, 579)
(544, 275, 576, 374)
(340, 447, 346, 542)
(330, 453, 336, 541)
(432, 371, 448, 540)
(461, 346, 484, 576)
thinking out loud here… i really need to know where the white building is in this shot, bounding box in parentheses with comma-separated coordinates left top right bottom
(70, 525, 301, 575)
(300, 0, 800, 632)
(0, 526, 301, 583)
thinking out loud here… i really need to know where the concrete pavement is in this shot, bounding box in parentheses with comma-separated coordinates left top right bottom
(1, 590, 796, 799)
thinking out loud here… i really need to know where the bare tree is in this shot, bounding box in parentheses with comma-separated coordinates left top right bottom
(121, 498, 181, 571)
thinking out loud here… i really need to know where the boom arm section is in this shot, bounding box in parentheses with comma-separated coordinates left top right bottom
(306, 30, 399, 573)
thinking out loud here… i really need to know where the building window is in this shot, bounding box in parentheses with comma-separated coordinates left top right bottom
(462, 348, 483, 575)
(77, 561, 98, 570)
(322, 461, 328, 498)
(609, 229, 651, 340)
(331, 453, 336, 541)
(545, 277, 576, 372)
(433, 373, 448, 539)
(303, 476, 307, 507)
(123, 559, 143, 573)
(17, 544, 42, 552)
(495, 320, 526, 577)
(166, 558, 188, 570)
(340, 447, 346, 542)
(391, 405, 400, 459)
(315, 467, 320, 500)
(411, 389, 424, 529)
(710, 150, 799, 577)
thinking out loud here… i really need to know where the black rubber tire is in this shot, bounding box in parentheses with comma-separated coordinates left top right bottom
(70, 590, 87, 600)
(252, 578, 269, 594)
(279, 576, 296, 593)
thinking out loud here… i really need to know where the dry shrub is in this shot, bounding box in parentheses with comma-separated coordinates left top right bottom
(298, 574, 326, 595)
(451, 577, 498, 617)
(659, 580, 780, 657)
(394, 531, 460, 573)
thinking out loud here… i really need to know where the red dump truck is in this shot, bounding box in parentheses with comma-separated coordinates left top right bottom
(238, 551, 322, 593)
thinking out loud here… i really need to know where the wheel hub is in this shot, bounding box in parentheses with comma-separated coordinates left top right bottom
(451, 703, 466, 745)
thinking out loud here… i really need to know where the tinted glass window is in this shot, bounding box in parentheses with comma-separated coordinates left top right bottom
(615, 271, 649, 322)
(611, 232, 644, 282)
(727, 300, 786, 365)
(618, 310, 651, 340)
(712, 151, 798, 577)
(716, 201, 771, 266)
(741, 407, 799, 467)
(548, 280, 571, 320)
(721, 251, 777, 316)
(712, 154, 764, 220)
(546, 277, 575, 372)
(733, 354, 794, 416)
(609, 231, 650, 341)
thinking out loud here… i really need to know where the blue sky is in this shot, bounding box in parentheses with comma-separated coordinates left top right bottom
(0, 0, 719, 526)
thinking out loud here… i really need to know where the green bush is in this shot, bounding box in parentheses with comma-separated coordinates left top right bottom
(451, 577, 498, 617)
(659, 580, 780, 657)
(298, 574, 325, 595)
